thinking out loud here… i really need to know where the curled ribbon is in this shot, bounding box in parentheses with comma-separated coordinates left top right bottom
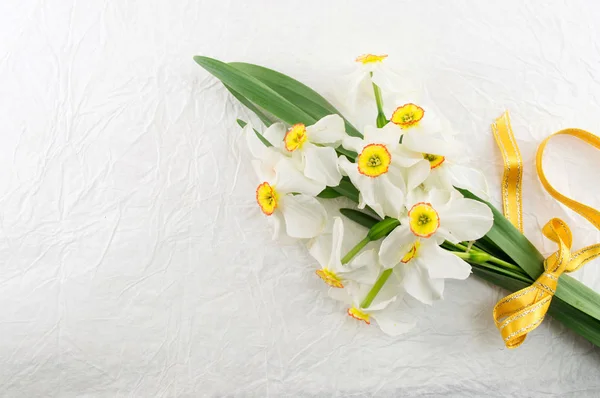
(491, 111, 600, 348)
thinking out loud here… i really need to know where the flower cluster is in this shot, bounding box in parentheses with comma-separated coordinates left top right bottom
(243, 54, 493, 335)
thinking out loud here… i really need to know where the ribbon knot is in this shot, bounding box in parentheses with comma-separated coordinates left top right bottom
(491, 112, 600, 348)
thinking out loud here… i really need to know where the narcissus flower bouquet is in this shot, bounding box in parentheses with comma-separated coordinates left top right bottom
(195, 54, 600, 348)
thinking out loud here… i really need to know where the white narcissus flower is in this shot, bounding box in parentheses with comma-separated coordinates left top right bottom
(307, 217, 379, 288)
(339, 123, 429, 219)
(328, 278, 416, 336)
(423, 157, 490, 201)
(261, 115, 346, 186)
(349, 54, 422, 109)
(254, 158, 327, 239)
(378, 189, 493, 304)
(244, 123, 328, 239)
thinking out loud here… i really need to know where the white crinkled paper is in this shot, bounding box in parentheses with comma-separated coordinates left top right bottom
(2, 0, 600, 396)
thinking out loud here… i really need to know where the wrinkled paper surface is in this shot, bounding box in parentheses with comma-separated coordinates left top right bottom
(2, 0, 600, 396)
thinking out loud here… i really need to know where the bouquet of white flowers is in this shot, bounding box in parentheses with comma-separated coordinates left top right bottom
(195, 54, 600, 349)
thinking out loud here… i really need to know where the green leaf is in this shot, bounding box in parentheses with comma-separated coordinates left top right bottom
(229, 62, 363, 138)
(194, 56, 317, 126)
(367, 218, 400, 241)
(332, 177, 360, 203)
(226, 85, 274, 127)
(339, 208, 379, 229)
(317, 187, 343, 199)
(236, 119, 272, 147)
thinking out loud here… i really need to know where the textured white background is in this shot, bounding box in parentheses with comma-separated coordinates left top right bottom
(2, 0, 600, 396)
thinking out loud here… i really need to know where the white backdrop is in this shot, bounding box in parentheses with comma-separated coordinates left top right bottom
(2, 0, 600, 396)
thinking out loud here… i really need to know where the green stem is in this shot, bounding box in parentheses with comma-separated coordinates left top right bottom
(370, 72, 387, 128)
(341, 236, 371, 265)
(360, 269, 393, 309)
(487, 256, 524, 273)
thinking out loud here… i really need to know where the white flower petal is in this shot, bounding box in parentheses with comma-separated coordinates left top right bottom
(402, 262, 444, 304)
(418, 242, 472, 280)
(440, 197, 494, 241)
(328, 217, 344, 270)
(379, 225, 416, 268)
(405, 159, 431, 191)
(392, 145, 424, 167)
(374, 176, 405, 219)
(270, 211, 285, 240)
(274, 158, 324, 196)
(279, 194, 327, 239)
(370, 302, 417, 336)
(328, 286, 353, 305)
(372, 63, 423, 97)
(403, 132, 459, 157)
(251, 158, 275, 182)
(344, 269, 380, 286)
(364, 123, 402, 149)
(341, 136, 365, 153)
(306, 114, 346, 144)
(369, 269, 404, 307)
(423, 166, 454, 192)
(306, 231, 332, 268)
(448, 164, 490, 201)
(343, 249, 380, 285)
(347, 248, 378, 270)
(303, 145, 343, 186)
(244, 124, 267, 159)
(262, 123, 286, 149)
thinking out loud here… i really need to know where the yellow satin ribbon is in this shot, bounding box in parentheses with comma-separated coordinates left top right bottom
(491, 111, 600, 348)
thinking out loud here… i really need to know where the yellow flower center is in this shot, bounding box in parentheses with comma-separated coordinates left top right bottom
(390, 103, 425, 129)
(408, 202, 440, 238)
(284, 123, 308, 152)
(347, 307, 370, 324)
(401, 240, 421, 263)
(256, 182, 279, 216)
(355, 54, 388, 64)
(315, 268, 344, 288)
(357, 144, 391, 177)
(423, 153, 445, 169)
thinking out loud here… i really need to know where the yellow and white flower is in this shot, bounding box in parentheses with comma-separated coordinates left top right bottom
(307, 217, 379, 288)
(254, 156, 327, 239)
(423, 157, 490, 201)
(328, 278, 416, 336)
(259, 115, 346, 186)
(350, 54, 421, 104)
(338, 123, 417, 219)
(378, 189, 493, 304)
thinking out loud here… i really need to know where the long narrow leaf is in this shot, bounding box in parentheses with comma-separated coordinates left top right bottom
(229, 62, 363, 138)
(340, 208, 379, 229)
(226, 84, 274, 127)
(194, 56, 317, 126)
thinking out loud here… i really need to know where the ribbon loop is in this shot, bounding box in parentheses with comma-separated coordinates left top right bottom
(491, 112, 600, 349)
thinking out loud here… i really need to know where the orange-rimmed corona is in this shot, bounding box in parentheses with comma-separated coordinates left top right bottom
(390, 103, 425, 129)
(423, 153, 445, 169)
(408, 202, 440, 238)
(284, 123, 308, 152)
(355, 54, 388, 65)
(256, 182, 279, 216)
(347, 307, 370, 324)
(357, 144, 392, 177)
(315, 268, 344, 288)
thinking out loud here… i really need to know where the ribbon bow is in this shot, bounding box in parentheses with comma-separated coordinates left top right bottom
(491, 111, 600, 348)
